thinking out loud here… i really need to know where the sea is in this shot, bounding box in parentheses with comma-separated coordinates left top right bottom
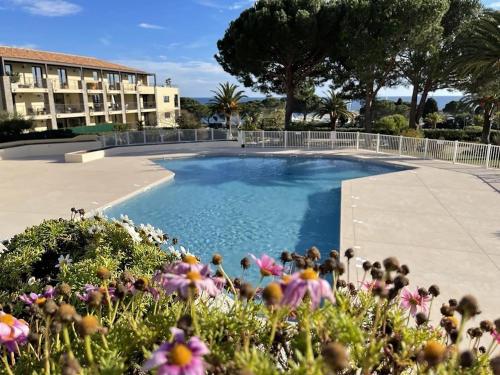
(192, 96, 462, 111)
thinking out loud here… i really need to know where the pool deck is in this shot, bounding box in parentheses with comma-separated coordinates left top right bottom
(1, 142, 499, 322)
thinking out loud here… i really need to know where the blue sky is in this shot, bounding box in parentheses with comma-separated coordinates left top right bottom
(0, 0, 497, 97)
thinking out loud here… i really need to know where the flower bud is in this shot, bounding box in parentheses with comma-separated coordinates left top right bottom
(211, 253, 223, 266)
(262, 282, 283, 307)
(322, 342, 349, 372)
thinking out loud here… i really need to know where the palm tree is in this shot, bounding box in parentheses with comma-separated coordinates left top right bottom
(210, 82, 246, 134)
(454, 11, 500, 76)
(425, 112, 445, 129)
(315, 88, 354, 130)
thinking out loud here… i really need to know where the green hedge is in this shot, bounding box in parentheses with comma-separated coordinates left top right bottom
(423, 127, 500, 142)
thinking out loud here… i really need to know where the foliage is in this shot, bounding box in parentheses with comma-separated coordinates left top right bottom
(360, 100, 411, 123)
(314, 88, 354, 130)
(0, 128, 74, 143)
(401, 128, 425, 138)
(443, 100, 470, 114)
(209, 82, 246, 132)
(0, 111, 33, 137)
(180, 98, 211, 120)
(0, 219, 498, 374)
(293, 81, 321, 121)
(177, 110, 203, 129)
(215, 0, 333, 128)
(373, 114, 409, 135)
(423, 128, 500, 142)
(425, 112, 446, 129)
(0, 212, 172, 300)
(422, 98, 439, 118)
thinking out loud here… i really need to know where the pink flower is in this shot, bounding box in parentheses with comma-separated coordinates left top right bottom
(400, 287, 431, 317)
(361, 280, 390, 292)
(281, 268, 335, 309)
(158, 263, 219, 299)
(492, 330, 500, 344)
(0, 312, 29, 352)
(251, 254, 283, 277)
(143, 328, 209, 375)
(77, 285, 116, 302)
(19, 285, 56, 306)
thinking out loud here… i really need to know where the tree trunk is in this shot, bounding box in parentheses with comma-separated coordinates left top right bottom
(303, 112, 307, 122)
(481, 104, 493, 144)
(409, 84, 419, 129)
(416, 79, 432, 124)
(284, 68, 295, 130)
(330, 113, 338, 131)
(363, 91, 374, 132)
(226, 113, 232, 135)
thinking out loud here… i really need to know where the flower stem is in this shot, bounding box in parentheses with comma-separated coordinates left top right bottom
(1, 353, 13, 375)
(44, 316, 51, 375)
(218, 265, 237, 296)
(62, 326, 74, 360)
(84, 335, 95, 367)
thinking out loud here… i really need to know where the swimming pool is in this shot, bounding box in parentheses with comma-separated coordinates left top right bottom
(106, 156, 399, 280)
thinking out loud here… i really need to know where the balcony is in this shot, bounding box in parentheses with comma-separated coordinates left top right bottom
(123, 83, 137, 92)
(107, 83, 121, 92)
(55, 103, 85, 116)
(86, 81, 103, 91)
(52, 79, 82, 92)
(141, 101, 156, 111)
(89, 103, 105, 114)
(10, 76, 48, 92)
(108, 103, 122, 112)
(16, 104, 51, 119)
(137, 83, 155, 95)
(125, 102, 138, 111)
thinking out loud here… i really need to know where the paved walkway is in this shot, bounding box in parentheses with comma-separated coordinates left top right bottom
(0, 142, 499, 323)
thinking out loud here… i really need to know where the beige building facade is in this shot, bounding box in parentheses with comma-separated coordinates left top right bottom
(0, 46, 180, 130)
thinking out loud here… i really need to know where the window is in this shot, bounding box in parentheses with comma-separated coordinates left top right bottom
(163, 96, 170, 103)
(92, 71, 99, 81)
(32, 66, 43, 87)
(128, 74, 136, 84)
(57, 68, 67, 85)
(174, 94, 179, 108)
(4, 64, 12, 76)
(164, 112, 171, 119)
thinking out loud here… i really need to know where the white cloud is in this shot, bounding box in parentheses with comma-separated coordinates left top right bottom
(138, 22, 164, 30)
(116, 58, 257, 97)
(10, 0, 81, 16)
(0, 42, 38, 49)
(99, 37, 111, 46)
(487, 1, 500, 9)
(196, 0, 255, 11)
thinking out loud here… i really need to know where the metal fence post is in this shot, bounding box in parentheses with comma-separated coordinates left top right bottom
(177, 129, 181, 142)
(452, 140, 458, 164)
(398, 135, 403, 155)
(424, 138, 429, 159)
(194, 129, 198, 142)
(261, 130, 265, 148)
(211, 128, 214, 141)
(485, 143, 491, 169)
(356, 132, 360, 150)
(307, 130, 311, 149)
(284, 131, 287, 148)
(332, 131, 336, 149)
(376, 133, 380, 153)
(143, 130, 146, 144)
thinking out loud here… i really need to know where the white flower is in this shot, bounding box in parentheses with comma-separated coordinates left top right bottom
(27, 277, 37, 285)
(56, 254, 73, 268)
(93, 211, 107, 220)
(120, 214, 134, 226)
(88, 224, 103, 235)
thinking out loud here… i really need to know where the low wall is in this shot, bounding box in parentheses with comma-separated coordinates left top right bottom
(64, 149, 106, 163)
(0, 140, 101, 160)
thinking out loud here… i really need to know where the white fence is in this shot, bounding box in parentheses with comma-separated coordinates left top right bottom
(240, 131, 500, 169)
(100, 128, 238, 148)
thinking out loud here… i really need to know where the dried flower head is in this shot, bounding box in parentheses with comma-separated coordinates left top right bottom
(383, 257, 400, 272)
(211, 253, 223, 266)
(459, 350, 476, 368)
(96, 267, 111, 280)
(239, 283, 255, 301)
(78, 315, 100, 336)
(262, 282, 283, 307)
(429, 285, 440, 297)
(422, 341, 446, 367)
(344, 248, 354, 260)
(306, 246, 321, 261)
(57, 304, 76, 323)
(457, 295, 480, 317)
(57, 283, 72, 297)
(362, 261, 372, 271)
(240, 257, 250, 270)
(322, 342, 349, 372)
(280, 251, 292, 263)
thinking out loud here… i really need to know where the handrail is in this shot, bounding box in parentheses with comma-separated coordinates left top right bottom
(239, 130, 500, 169)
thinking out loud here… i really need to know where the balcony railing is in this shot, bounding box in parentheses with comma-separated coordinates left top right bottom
(141, 101, 156, 109)
(52, 79, 82, 90)
(55, 103, 85, 114)
(123, 83, 137, 91)
(16, 105, 50, 117)
(107, 83, 121, 91)
(125, 102, 138, 110)
(86, 81, 103, 90)
(11, 76, 47, 89)
(89, 103, 105, 113)
(108, 103, 122, 111)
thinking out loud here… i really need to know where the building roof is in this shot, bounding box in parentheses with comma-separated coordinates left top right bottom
(0, 46, 147, 74)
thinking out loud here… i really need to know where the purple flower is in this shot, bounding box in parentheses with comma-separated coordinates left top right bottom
(143, 328, 209, 375)
(0, 312, 29, 352)
(400, 288, 431, 317)
(281, 268, 335, 309)
(77, 285, 116, 302)
(19, 292, 46, 306)
(158, 263, 219, 299)
(251, 254, 284, 277)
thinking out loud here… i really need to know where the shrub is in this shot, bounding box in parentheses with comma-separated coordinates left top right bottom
(401, 128, 424, 138)
(177, 109, 203, 129)
(0, 112, 33, 137)
(0, 216, 498, 374)
(423, 128, 500, 142)
(374, 114, 409, 135)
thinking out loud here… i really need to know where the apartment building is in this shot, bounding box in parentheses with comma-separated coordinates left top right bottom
(0, 46, 180, 130)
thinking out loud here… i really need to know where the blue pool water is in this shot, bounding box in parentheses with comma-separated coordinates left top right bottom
(106, 156, 398, 280)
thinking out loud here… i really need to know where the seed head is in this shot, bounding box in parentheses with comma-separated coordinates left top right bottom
(372, 261, 382, 269)
(87, 291, 103, 308)
(494, 319, 500, 332)
(43, 299, 58, 316)
(239, 283, 255, 301)
(134, 277, 149, 291)
(177, 314, 194, 336)
(240, 257, 250, 270)
(459, 350, 476, 368)
(336, 279, 347, 289)
(383, 257, 400, 271)
(60, 353, 81, 375)
(344, 248, 354, 260)
(322, 258, 337, 273)
(449, 298, 458, 307)
(57, 283, 72, 297)
(280, 251, 292, 263)
(262, 282, 283, 307)
(399, 264, 410, 275)
(96, 267, 111, 280)
(393, 275, 409, 290)
(322, 342, 349, 372)
(416, 312, 428, 326)
(57, 303, 77, 323)
(480, 320, 494, 333)
(490, 356, 500, 375)
(295, 257, 306, 269)
(335, 262, 345, 275)
(423, 341, 446, 367)
(115, 284, 128, 300)
(371, 268, 384, 280)
(429, 285, 440, 297)
(362, 261, 372, 271)
(329, 250, 339, 259)
(440, 304, 455, 317)
(307, 246, 321, 261)
(78, 315, 100, 336)
(211, 253, 223, 266)
(457, 295, 480, 317)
